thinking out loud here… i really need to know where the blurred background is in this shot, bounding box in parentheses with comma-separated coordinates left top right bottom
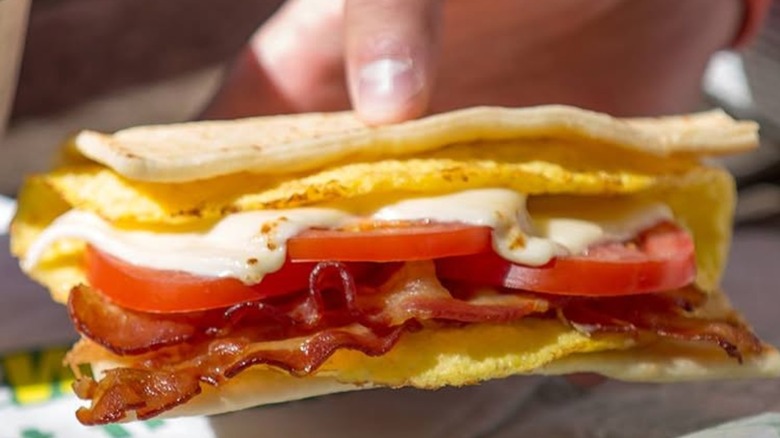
(0, 0, 282, 194)
(0, 0, 779, 221)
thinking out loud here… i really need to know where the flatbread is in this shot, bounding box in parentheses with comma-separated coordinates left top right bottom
(73, 106, 758, 182)
(151, 347, 780, 419)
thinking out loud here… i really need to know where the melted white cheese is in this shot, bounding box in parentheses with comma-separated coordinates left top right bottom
(373, 190, 673, 266)
(532, 200, 674, 257)
(23, 208, 352, 284)
(23, 189, 674, 283)
(372, 189, 557, 265)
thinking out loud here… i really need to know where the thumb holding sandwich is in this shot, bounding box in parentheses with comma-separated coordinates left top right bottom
(202, 0, 742, 124)
(201, 0, 440, 124)
(344, 0, 441, 125)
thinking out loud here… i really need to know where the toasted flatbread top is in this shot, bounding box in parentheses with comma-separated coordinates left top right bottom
(73, 105, 758, 182)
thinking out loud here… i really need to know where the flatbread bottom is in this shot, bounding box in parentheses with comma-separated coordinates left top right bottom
(85, 316, 780, 420)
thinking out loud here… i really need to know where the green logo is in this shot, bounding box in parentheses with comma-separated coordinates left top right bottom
(0, 347, 74, 406)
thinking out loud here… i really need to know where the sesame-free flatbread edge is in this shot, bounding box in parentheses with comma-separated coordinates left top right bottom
(73, 105, 758, 183)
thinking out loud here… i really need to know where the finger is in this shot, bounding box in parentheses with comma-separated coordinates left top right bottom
(201, 0, 349, 119)
(199, 47, 290, 120)
(345, 0, 442, 125)
(255, 0, 349, 112)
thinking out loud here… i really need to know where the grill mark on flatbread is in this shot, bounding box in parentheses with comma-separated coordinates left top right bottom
(73, 105, 758, 182)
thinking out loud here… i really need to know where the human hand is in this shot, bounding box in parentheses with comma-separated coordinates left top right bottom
(201, 0, 741, 123)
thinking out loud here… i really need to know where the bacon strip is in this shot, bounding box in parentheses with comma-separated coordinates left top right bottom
(74, 367, 202, 424)
(226, 323, 415, 378)
(69, 285, 206, 355)
(558, 291, 763, 363)
(73, 322, 414, 424)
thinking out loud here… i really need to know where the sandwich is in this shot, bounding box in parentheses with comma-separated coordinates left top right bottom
(10, 105, 780, 424)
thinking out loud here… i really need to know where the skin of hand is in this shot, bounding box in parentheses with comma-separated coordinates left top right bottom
(201, 0, 741, 124)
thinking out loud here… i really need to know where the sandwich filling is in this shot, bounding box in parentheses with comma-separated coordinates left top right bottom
(22, 188, 764, 424)
(25, 189, 676, 288)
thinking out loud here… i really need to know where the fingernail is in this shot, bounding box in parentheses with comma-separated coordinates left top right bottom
(356, 57, 423, 123)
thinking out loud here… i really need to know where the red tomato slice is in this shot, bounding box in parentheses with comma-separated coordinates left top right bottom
(287, 222, 492, 262)
(435, 224, 696, 296)
(85, 245, 316, 313)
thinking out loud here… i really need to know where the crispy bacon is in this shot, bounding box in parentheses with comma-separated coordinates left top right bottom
(69, 262, 549, 356)
(69, 261, 550, 424)
(225, 323, 414, 378)
(68, 262, 764, 425)
(73, 323, 414, 424)
(69, 285, 213, 355)
(558, 291, 764, 363)
(75, 367, 202, 424)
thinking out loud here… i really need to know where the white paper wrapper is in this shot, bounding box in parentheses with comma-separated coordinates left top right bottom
(681, 413, 780, 438)
(0, 195, 15, 234)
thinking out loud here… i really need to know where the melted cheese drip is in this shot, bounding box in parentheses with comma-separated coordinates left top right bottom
(23, 189, 673, 284)
(23, 208, 351, 284)
(372, 190, 551, 265)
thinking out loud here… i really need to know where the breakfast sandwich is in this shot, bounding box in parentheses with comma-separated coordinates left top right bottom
(10, 105, 780, 424)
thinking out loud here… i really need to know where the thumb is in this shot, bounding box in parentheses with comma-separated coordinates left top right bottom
(202, 0, 349, 119)
(345, 0, 442, 125)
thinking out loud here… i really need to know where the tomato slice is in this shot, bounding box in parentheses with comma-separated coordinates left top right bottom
(288, 222, 492, 262)
(435, 224, 696, 296)
(85, 245, 316, 313)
